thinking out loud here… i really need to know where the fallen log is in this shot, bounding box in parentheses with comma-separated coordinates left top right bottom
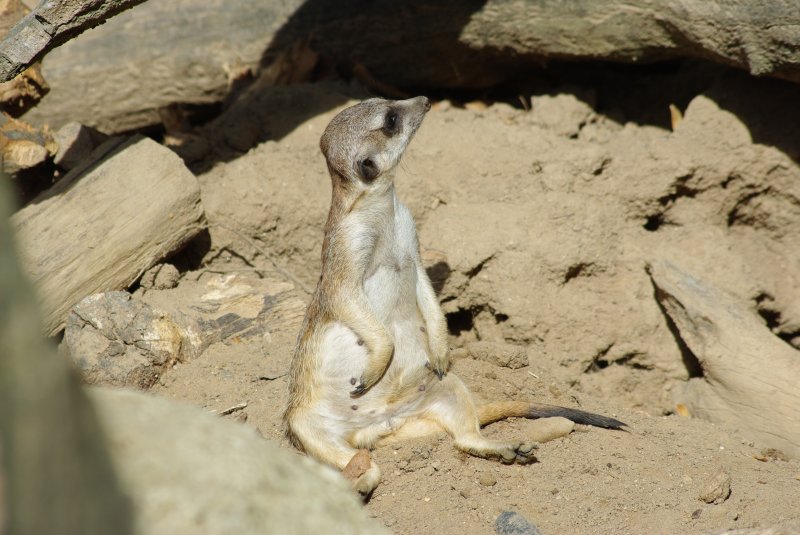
(648, 259, 800, 458)
(11, 135, 206, 335)
(0, 0, 49, 115)
(0, 0, 149, 82)
(22, 0, 800, 134)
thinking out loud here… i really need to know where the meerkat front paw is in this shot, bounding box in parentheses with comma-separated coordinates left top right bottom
(426, 338, 450, 380)
(427, 351, 449, 380)
(350, 337, 394, 397)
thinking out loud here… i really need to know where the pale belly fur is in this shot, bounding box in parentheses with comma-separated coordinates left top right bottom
(314, 252, 436, 440)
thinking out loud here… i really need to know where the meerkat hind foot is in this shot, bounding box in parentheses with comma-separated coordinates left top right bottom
(457, 438, 538, 465)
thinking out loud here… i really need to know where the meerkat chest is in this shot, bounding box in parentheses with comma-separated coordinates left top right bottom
(361, 201, 420, 322)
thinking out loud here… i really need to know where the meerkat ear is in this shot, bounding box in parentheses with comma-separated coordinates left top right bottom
(358, 157, 380, 182)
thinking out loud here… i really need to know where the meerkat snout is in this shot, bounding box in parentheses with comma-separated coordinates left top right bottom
(320, 96, 430, 187)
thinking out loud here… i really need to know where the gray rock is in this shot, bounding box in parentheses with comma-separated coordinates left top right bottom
(89, 387, 386, 535)
(495, 511, 543, 535)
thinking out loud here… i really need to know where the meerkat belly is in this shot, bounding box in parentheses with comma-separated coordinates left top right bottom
(315, 321, 433, 440)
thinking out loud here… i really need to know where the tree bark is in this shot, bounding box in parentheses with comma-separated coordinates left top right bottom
(649, 259, 800, 459)
(11, 135, 206, 335)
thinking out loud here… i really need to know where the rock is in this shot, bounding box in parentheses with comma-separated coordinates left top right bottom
(698, 468, 732, 505)
(478, 473, 497, 487)
(63, 291, 183, 389)
(89, 387, 387, 534)
(139, 262, 180, 290)
(528, 417, 575, 443)
(11, 135, 206, 335)
(342, 449, 371, 482)
(495, 511, 543, 535)
(464, 341, 529, 369)
(0, 111, 56, 172)
(0, 175, 131, 534)
(62, 274, 306, 388)
(52, 121, 108, 170)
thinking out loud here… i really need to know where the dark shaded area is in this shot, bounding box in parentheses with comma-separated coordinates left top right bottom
(650, 279, 704, 379)
(446, 308, 475, 336)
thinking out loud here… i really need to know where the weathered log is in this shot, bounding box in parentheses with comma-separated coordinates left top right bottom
(0, 175, 132, 535)
(0, 0, 49, 115)
(24, 0, 306, 133)
(0, 0, 149, 82)
(11, 135, 206, 335)
(22, 0, 800, 134)
(648, 259, 800, 459)
(62, 274, 306, 388)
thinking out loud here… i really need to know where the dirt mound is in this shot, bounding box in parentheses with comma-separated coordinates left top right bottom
(140, 74, 800, 533)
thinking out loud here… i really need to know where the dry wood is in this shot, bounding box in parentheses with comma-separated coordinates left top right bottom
(11, 135, 205, 335)
(648, 259, 800, 459)
(23, 1, 800, 135)
(0, 0, 149, 82)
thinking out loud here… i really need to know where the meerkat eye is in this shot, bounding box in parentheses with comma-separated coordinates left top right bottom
(358, 157, 380, 182)
(383, 110, 399, 135)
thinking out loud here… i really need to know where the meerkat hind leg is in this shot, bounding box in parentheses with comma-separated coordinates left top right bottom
(424, 375, 538, 464)
(289, 415, 381, 497)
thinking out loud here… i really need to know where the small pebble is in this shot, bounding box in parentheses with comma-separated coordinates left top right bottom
(691, 509, 702, 520)
(495, 511, 542, 535)
(698, 468, 731, 504)
(479, 473, 497, 487)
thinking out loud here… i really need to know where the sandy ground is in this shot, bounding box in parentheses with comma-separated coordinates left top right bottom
(133, 73, 800, 534)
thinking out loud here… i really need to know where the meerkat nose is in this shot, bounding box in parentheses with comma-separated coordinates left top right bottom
(421, 96, 431, 111)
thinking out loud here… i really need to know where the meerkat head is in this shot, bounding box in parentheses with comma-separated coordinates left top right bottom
(320, 96, 430, 189)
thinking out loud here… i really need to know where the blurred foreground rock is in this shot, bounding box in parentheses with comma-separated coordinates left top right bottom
(90, 387, 387, 535)
(0, 175, 132, 535)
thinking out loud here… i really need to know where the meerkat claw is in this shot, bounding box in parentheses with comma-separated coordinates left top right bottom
(434, 368, 446, 380)
(350, 383, 368, 397)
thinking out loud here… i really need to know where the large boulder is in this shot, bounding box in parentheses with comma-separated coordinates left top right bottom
(90, 387, 387, 535)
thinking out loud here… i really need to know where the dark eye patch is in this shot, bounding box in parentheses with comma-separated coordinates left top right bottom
(382, 109, 399, 136)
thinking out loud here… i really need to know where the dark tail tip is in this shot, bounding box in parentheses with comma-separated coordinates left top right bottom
(529, 404, 627, 430)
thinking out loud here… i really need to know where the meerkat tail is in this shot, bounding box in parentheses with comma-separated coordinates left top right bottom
(476, 401, 626, 429)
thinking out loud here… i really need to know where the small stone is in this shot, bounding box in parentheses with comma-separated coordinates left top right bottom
(698, 468, 731, 505)
(529, 417, 575, 443)
(691, 509, 702, 520)
(341, 450, 370, 481)
(140, 263, 180, 290)
(479, 473, 497, 487)
(495, 511, 542, 535)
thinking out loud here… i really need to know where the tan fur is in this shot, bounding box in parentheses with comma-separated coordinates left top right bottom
(284, 96, 623, 497)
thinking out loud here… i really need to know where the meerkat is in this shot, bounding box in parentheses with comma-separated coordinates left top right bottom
(284, 96, 624, 496)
